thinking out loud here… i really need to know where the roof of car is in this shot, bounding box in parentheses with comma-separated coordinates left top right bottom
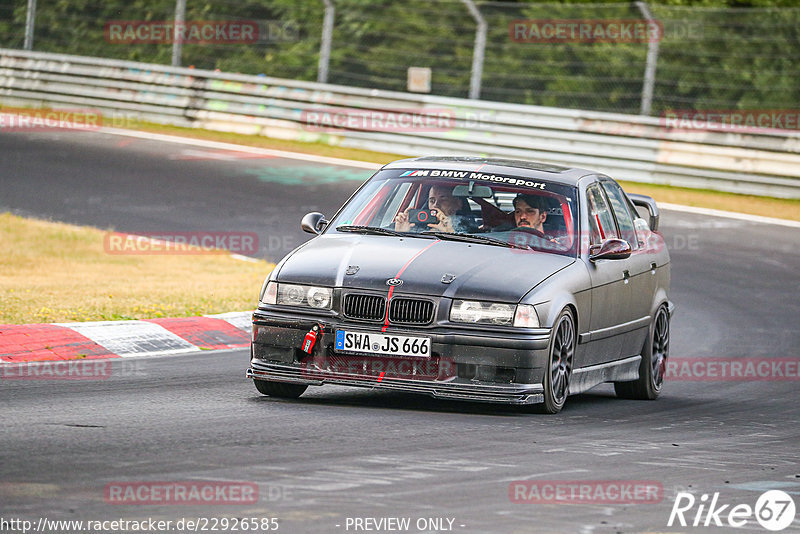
(381, 156, 598, 186)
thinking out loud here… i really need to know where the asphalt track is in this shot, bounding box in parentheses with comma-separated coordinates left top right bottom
(1, 130, 799, 533)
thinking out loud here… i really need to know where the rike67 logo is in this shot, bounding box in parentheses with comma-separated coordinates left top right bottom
(668, 490, 796, 531)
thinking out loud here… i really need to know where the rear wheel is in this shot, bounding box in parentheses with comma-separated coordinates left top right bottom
(533, 308, 575, 414)
(615, 305, 669, 400)
(253, 379, 308, 399)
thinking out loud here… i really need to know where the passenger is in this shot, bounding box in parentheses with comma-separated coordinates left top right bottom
(395, 184, 475, 233)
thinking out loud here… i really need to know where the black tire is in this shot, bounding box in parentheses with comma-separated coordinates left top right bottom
(614, 304, 669, 400)
(530, 308, 575, 414)
(253, 379, 308, 399)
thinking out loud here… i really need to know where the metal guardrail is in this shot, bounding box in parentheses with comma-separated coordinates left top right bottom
(2, 48, 799, 198)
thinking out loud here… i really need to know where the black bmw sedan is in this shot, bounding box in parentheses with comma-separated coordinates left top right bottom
(247, 156, 673, 413)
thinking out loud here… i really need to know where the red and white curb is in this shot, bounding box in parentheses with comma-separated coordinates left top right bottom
(0, 312, 252, 363)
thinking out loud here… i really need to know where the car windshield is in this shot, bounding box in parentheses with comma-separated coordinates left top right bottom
(328, 168, 579, 257)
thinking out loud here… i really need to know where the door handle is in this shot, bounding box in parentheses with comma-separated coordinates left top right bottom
(623, 270, 630, 284)
(650, 262, 658, 274)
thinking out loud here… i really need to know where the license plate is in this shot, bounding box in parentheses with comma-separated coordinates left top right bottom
(334, 330, 431, 358)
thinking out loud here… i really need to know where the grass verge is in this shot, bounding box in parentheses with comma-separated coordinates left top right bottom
(0, 213, 273, 324)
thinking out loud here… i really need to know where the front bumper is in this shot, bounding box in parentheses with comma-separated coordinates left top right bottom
(247, 360, 544, 405)
(247, 308, 552, 405)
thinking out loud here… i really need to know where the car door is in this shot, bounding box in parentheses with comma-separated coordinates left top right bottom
(583, 183, 632, 365)
(600, 179, 654, 356)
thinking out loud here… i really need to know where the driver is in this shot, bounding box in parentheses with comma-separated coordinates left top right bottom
(395, 184, 474, 233)
(513, 194, 548, 234)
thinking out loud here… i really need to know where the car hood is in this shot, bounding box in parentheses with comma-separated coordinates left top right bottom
(275, 234, 575, 302)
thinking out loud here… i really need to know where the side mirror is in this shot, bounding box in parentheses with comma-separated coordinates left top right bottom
(590, 238, 632, 261)
(628, 193, 660, 232)
(301, 212, 328, 235)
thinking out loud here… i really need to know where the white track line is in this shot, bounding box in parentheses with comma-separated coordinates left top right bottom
(659, 203, 800, 228)
(99, 127, 381, 170)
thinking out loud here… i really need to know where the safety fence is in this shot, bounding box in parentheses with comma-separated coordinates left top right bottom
(3, 1, 799, 116)
(2, 48, 799, 198)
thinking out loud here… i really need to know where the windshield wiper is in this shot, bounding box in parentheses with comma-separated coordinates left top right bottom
(336, 225, 407, 237)
(421, 231, 531, 249)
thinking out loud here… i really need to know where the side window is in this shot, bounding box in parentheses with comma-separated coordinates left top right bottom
(601, 181, 638, 249)
(586, 184, 618, 246)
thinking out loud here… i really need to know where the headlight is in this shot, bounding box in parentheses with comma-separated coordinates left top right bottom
(306, 286, 332, 309)
(451, 300, 483, 323)
(279, 284, 306, 305)
(450, 301, 540, 327)
(268, 283, 332, 309)
(450, 300, 514, 325)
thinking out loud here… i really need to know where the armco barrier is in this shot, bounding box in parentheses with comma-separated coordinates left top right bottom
(2, 48, 799, 198)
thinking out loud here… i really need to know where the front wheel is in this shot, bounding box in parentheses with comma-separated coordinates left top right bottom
(614, 305, 669, 400)
(253, 379, 308, 399)
(532, 308, 575, 414)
